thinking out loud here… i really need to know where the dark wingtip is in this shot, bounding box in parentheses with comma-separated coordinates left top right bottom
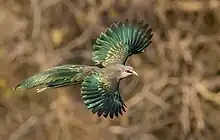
(122, 18, 153, 35)
(96, 63, 105, 68)
(94, 103, 127, 119)
(13, 84, 20, 91)
(124, 18, 129, 24)
(12, 87, 16, 91)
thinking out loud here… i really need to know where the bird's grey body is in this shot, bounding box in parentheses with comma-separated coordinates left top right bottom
(14, 19, 153, 119)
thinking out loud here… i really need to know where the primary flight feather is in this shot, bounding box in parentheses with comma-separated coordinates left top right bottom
(14, 19, 153, 119)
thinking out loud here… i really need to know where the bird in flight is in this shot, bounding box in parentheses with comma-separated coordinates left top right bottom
(14, 19, 153, 119)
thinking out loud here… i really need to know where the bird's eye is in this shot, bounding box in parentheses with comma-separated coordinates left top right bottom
(125, 70, 132, 73)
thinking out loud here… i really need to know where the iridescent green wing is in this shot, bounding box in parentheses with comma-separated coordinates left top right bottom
(92, 19, 153, 67)
(81, 73, 126, 119)
(14, 65, 97, 92)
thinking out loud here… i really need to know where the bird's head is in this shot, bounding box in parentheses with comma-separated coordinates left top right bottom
(118, 65, 138, 79)
(105, 64, 138, 80)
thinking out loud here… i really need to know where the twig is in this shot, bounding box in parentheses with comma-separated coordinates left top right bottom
(9, 116, 38, 140)
(41, 0, 64, 10)
(30, 0, 41, 39)
(195, 82, 220, 105)
(180, 85, 191, 135)
(55, 26, 93, 55)
(126, 86, 170, 110)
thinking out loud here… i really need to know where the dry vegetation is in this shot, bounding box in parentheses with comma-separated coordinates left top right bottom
(0, 0, 220, 140)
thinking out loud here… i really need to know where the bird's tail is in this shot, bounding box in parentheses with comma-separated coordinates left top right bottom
(13, 65, 96, 93)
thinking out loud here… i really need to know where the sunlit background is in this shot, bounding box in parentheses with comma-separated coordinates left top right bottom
(0, 0, 220, 140)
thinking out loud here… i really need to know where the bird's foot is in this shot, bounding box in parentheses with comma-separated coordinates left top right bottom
(36, 87, 47, 93)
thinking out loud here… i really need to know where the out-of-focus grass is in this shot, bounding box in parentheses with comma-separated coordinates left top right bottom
(0, 0, 220, 140)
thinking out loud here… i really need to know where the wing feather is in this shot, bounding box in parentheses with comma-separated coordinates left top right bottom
(81, 73, 126, 119)
(92, 19, 153, 67)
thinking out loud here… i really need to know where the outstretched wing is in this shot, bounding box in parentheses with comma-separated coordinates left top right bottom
(81, 73, 126, 119)
(14, 65, 97, 92)
(92, 19, 153, 67)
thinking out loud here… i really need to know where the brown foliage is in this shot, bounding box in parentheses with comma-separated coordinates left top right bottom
(0, 0, 220, 140)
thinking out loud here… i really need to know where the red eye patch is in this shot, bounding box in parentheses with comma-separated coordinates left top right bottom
(125, 70, 132, 73)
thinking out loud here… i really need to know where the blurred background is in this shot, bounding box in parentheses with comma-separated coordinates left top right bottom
(0, 0, 220, 140)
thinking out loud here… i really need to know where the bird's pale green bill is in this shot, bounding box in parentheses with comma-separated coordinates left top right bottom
(132, 70, 138, 76)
